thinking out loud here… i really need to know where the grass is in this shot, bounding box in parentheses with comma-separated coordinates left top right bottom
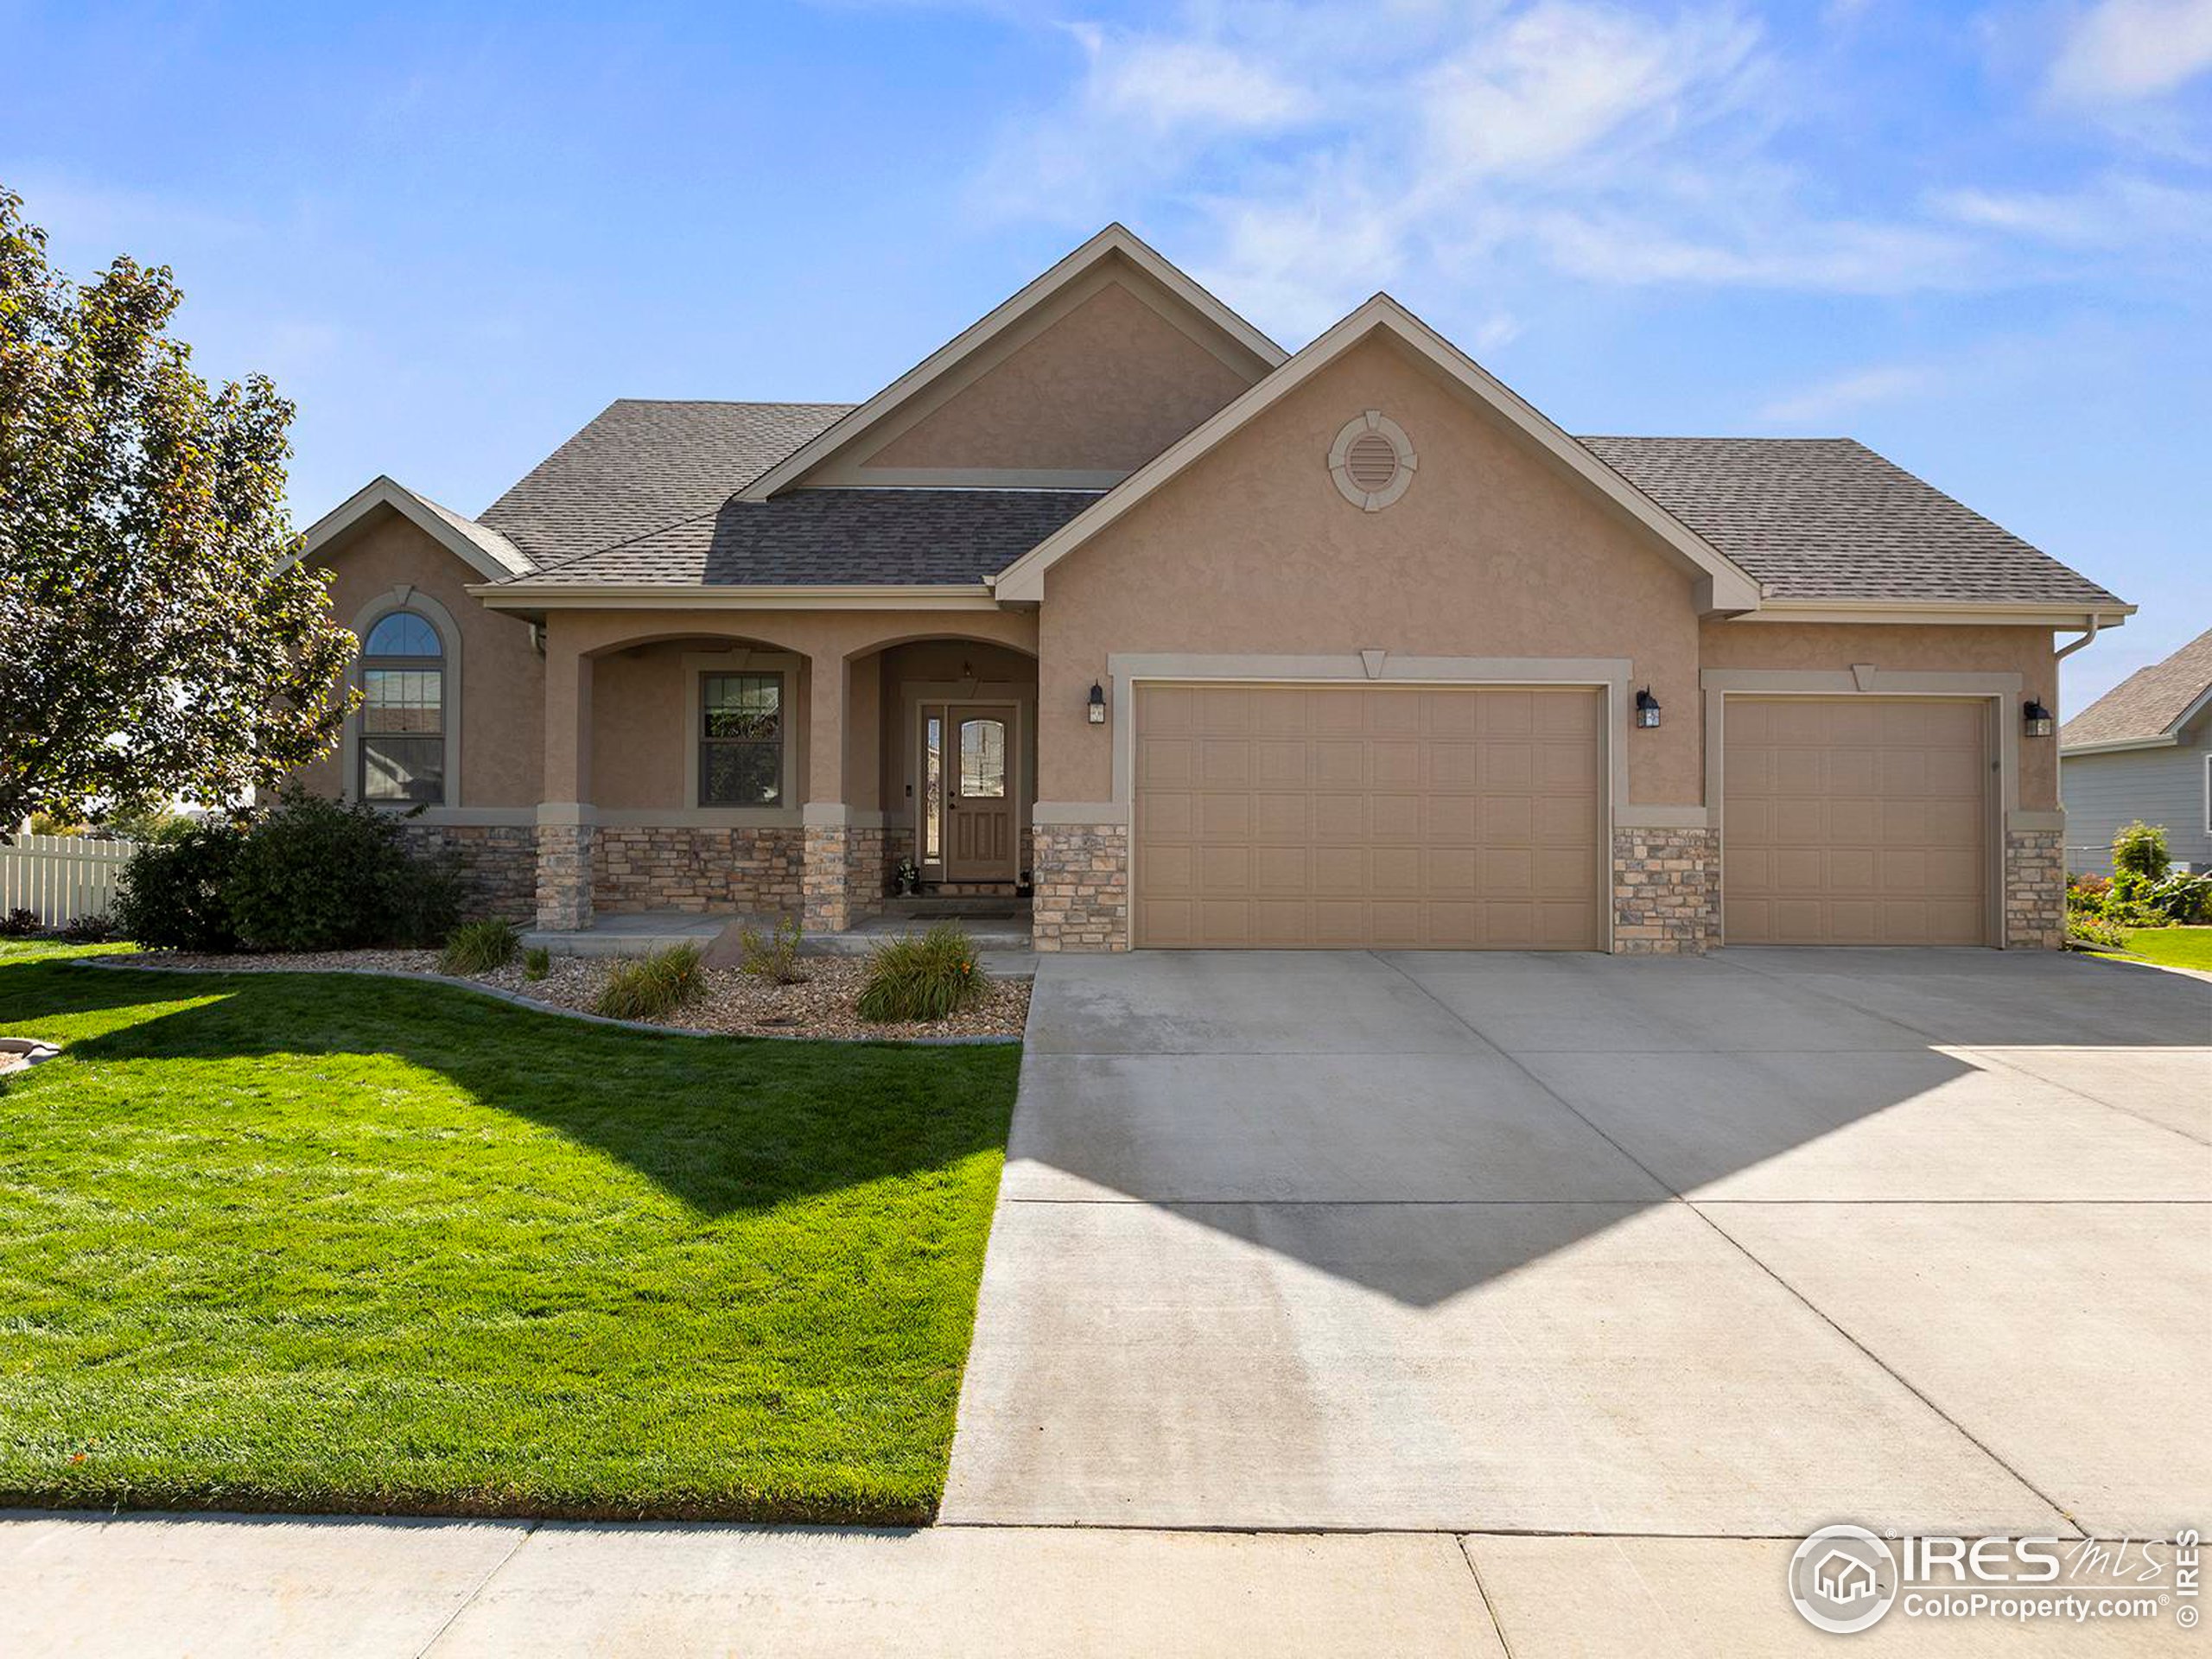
(2092, 925, 2212, 972)
(0, 942, 1018, 1522)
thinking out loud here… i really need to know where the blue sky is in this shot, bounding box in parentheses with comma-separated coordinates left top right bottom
(5, 0, 2208, 708)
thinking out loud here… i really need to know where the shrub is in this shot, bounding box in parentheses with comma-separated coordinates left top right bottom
(2145, 872, 2212, 925)
(596, 943, 705, 1022)
(0, 908, 39, 938)
(60, 913, 113, 943)
(855, 924, 989, 1023)
(114, 821, 245, 951)
(2066, 873, 2111, 913)
(2112, 821, 2170, 882)
(2066, 912, 2127, 950)
(225, 791, 458, 951)
(737, 915, 807, 984)
(523, 945, 550, 982)
(441, 918, 519, 976)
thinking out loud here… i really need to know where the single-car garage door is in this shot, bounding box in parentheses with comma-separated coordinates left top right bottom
(1724, 696, 1989, 945)
(1133, 683, 1605, 949)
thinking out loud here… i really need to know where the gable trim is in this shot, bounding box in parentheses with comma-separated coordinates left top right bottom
(737, 224, 1287, 503)
(301, 475, 531, 582)
(989, 294, 1765, 613)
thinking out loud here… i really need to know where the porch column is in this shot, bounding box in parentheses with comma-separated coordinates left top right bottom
(801, 652, 855, 933)
(536, 639, 595, 931)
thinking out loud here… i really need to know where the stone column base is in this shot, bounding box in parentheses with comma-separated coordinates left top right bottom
(1033, 822, 1128, 951)
(802, 823, 853, 934)
(2004, 827, 2065, 949)
(535, 822, 595, 931)
(1612, 826, 1718, 956)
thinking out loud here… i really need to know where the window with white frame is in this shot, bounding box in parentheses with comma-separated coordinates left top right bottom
(699, 672, 785, 806)
(359, 610, 446, 804)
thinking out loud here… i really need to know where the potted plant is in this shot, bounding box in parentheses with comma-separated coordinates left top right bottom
(893, 857, 922, 897)
(1016, 867, 1034, 899)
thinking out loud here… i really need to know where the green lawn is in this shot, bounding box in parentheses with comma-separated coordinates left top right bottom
(0, 941, 1017, 1522)
(2095, 925, 2212, 972)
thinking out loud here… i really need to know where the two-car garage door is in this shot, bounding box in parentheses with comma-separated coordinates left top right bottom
(1133, 683, 1606, 949)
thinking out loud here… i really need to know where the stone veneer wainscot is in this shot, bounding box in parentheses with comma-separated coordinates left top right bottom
(1032, 822, 1129, 951)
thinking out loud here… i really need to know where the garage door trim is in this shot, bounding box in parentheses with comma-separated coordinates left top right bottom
(1113, 653, 1631, 951)
(1702, 667, 2024, 949)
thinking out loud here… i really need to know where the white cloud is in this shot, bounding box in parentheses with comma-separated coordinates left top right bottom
(969, 0, 2199, 345)
(1758, 364, 1934, 424)
(1929, 174, 2212, 244)
(1071, 25, 1307, 133)
(2049, 0, 2212, 105)
(1419, 3, 1761, 181)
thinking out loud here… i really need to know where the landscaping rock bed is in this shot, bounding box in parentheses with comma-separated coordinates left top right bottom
(100, 950, 1029, 1041)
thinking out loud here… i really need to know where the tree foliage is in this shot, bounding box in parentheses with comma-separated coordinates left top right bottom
(0, 186, 356, 836)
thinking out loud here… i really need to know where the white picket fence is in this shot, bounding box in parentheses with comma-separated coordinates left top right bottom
(0, 834, 135, 926)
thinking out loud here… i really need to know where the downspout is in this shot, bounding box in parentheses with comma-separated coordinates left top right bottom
(2054, 613, 2105, 664)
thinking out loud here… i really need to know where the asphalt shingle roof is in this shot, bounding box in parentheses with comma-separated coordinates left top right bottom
(1580, 436, 2122, 607)
(470, 402, 2123, 607)
(519, 487, 1103, 586)
(479, 399, 854, 569)
(2060, 625, 2212, 747)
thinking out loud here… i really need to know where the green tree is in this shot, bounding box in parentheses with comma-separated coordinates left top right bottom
(0, 186, 355, 838)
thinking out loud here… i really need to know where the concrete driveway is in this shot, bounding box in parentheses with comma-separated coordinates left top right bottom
(942, 948, 2211, 1538)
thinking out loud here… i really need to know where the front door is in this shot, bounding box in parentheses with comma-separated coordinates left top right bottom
(944, 705, 1017, 883)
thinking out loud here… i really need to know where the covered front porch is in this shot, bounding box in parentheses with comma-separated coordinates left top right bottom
(529, 607, 1042, 940)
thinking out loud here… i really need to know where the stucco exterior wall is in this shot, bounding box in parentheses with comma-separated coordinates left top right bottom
(297, 510, 544, 807)
(857, 276, 1254, 477)
(1034, 332, 1707, 807)
(1700, 620, 2062, 810)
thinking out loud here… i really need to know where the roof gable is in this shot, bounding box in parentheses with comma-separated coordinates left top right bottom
(739, 224, 1284, 500)
(2063, 624, 2212, 752)
(992, 294, 1764, 612)
(300, 476, 531, 582)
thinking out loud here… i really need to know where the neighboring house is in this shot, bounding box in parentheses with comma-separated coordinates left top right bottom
(293, 225, 2133, 953)
(2061, 626, 2212, 875)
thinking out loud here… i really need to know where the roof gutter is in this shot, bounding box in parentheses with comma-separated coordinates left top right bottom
(1744, 600, 2135, 627)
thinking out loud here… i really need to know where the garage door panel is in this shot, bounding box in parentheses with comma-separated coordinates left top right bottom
(1198, 794, 1251, 838)
(1725, 696, 1988, 946)
(1254, 794, 1309, 841)
(1141, 741, 1194, 788)
(1371, 795, 1422, 840)
(1135, 683, 1604, 949)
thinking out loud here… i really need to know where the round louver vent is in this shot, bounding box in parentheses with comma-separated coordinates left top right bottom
(1329, 411, 1417, 511)
(1344, 431, 1401, 491)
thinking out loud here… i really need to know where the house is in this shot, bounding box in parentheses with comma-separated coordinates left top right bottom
(1813, 1550, 1879, 1605)
(2061, 625, 2212, 874)
(291, 225, 2133, 953)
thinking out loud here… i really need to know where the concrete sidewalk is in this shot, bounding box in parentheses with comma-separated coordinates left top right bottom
(4, 1511, 2185, 1656)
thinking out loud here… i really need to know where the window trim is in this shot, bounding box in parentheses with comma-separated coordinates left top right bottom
(344, 586, 462, 809)
(2202, 751, 2211, 838)
(682, 651, 802, 817)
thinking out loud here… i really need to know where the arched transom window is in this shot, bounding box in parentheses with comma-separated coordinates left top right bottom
(359, 610, 445, 803)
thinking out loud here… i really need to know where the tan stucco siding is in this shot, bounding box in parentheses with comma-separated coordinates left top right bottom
(1700, 621, 2060, 810)
(1034, 333, 1706, 805)
(298, 510, 544, 807)
(859, 278, 1253, 476)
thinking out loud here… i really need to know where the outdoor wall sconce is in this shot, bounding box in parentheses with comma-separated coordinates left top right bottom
(2024, 697, 2055, 738)
(1088, 682, 1108, 725)
(1634, 687, 1662, 729)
